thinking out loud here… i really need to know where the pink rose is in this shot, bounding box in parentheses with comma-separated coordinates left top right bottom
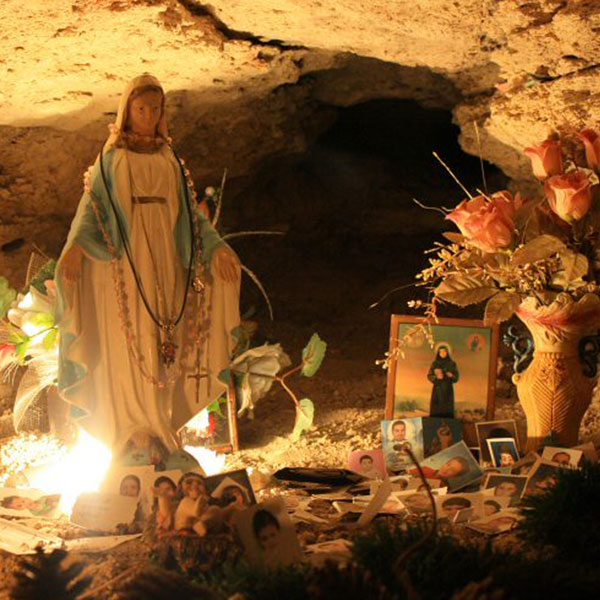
(524, 139, 563, 179)
(577, 129, 600, 171)
(544, 170, 592, 222)
(446, 191, 519, 253)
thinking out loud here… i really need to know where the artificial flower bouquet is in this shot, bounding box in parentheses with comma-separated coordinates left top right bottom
(390, 129, 600, 358)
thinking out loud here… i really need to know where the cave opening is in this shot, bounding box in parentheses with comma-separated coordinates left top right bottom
(229, 98, 507, 363)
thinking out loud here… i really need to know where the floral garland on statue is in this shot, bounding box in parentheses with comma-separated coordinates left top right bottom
(378, 128, 600, 368)
(0, 268, 60, 431)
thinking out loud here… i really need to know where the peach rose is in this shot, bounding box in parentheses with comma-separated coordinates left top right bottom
(524, 139, 563, 179)
(544, 170, 592, 222)
(446, 191, 519, 253)
(577, 129, 600, 171)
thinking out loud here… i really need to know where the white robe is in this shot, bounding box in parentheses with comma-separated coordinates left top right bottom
(61, 147, 240, 453)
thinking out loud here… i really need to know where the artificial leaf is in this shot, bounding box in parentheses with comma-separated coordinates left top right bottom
(9, 328, 29, 345)
(206, 395, 226, 418)
(29, 312, 55, 329)
(484, 292, 521, 325)
(435, 274, 498, 306)
(291, 398, 314, 442)
(231, 343, 291, 416)
(559, 251, 588, 282)
(301, 333, 327, 377)
(0, 276, 17, 319)
(510, 234, 566, 267)
(42, 328, 58, 350)
(442, 232, 465, 244)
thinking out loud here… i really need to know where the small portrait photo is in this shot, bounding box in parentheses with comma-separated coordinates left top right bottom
(397, 491, 434, 515)
(510, 452, 540, 476)
(389, 475, 410, 491)
(486, 438, 519, 468)
(414, 441, 484, 492)
(541, 446, 583, 468)
(523, 461, 562, 496)
(483, 474, 528, 505)
(100, 465, 156, 502)
(205, 469, 256, 508)
(119, 474, 142, 498)
(0, 488, 61, 519)
(482, 498, 502, 517)
(385, 317, 498, 425)
(422, 417, 463, 458)
(348, 449, 386, 480)
(476, 420, 520, 464)
(232, 497, 302, 568)
(468, 510, 521, 535)
(381, 418, 424, 472)
(436, 495, 478, 522)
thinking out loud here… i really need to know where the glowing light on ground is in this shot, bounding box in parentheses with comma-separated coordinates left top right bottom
(28, 428, 112, 515)
(183, 445, 226, 475)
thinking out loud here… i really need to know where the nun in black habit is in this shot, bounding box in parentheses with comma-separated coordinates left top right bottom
(427, 344, 459, 418)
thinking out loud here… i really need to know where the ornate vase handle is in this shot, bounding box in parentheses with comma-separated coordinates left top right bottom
(503, 325, 534, 374)
(579, 332, 600, 378)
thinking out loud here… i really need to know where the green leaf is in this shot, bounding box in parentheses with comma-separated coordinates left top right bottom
(435, 274, 498, 306)
(206, 395, 226, 418)
(301, 333, 327, 377)
(15, 340, 30, 363)
(29, 312, 55, 329)
(9, 328, 29, 345)
(511, 235, 566, 267)
(42, 328, 58, 350)
(0, 277, 17, 319)
(291, 398, 314, 442)
(484, 292, 521, 326)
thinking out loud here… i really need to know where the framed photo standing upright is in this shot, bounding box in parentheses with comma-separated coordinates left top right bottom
(385, 316, 499, 446)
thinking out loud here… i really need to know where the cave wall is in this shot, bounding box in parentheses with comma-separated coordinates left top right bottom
(1, 0, 600, 284)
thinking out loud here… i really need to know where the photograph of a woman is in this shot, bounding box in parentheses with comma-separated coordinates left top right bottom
(427, 344, 459, 418)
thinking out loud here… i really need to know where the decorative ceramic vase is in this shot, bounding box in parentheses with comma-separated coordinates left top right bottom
(512, 293, 600, 452)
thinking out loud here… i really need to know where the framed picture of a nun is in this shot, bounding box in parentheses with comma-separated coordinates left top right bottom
(385, 315, 499, 445)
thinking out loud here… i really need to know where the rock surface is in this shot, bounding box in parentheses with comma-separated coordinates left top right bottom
(1, 0, 599, 283)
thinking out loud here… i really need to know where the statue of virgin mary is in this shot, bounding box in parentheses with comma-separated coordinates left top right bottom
(54, 74, 241, 459)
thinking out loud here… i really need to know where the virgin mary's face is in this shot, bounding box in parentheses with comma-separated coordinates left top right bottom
(127, 90, 163, 136)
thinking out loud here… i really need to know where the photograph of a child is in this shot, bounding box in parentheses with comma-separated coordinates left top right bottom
(468, 510, 520, 535)
(541, 446, 583, 468)
(233, 498, 302, 568)
(422, 418, 463, 457)
(119, 475, 141, 498)
(487, 438, 519, 468)
(381, 418, 424, 472)
(204, 469, 256, 508)
(476, 420, 519, 463)
(510, 452, 539, 476)
(348, 450, 386, 480)
(0, 489, 61, 518)
(386, 317, 497, 424)
(523, 461, 561, 496)
(483, 474, 527, 504)
(413, 441, 484, 492)
(397, 492, 434, 515)
(436, 495, 478, 522)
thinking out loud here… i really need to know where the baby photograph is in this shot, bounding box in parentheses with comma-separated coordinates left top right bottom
(415, 441, 484, 492)
(233, 497, 302, 568)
